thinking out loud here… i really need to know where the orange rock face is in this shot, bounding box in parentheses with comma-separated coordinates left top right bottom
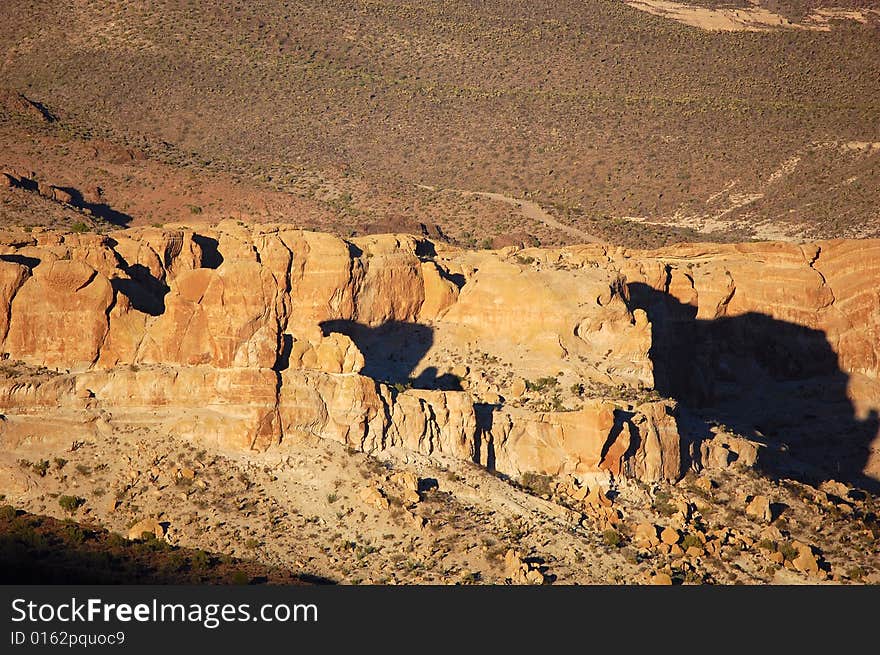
(0, 224, 877, 485)
(5, 259, 113, 370)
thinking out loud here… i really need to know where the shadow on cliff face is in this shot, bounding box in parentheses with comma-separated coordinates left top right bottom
(627, 282, 880, 492)
(107, 234, 225, 317)
(111, 263, 170, 316)
(319, 320, 461, 390)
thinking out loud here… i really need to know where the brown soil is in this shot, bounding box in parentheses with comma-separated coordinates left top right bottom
(1, 1, 877, 246)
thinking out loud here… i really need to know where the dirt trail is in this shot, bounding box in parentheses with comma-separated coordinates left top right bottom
(419, 185, 605, 245)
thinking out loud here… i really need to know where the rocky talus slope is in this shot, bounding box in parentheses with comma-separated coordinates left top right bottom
(0, 222, 877, 490)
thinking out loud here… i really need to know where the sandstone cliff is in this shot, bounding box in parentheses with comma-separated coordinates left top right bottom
(0, 222, 877, 486)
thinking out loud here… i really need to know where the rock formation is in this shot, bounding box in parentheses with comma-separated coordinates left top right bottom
(0, 222, 877, 486)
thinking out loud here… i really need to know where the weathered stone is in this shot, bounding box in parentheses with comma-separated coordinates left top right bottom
(651, 572, 673, 585)
(127, 517, 165, 541)
(524, 569, 545, 585)
(746, 495, 773, 522)
(660, 526, 680, 545)
(686, 545, 704, 558)
(635, 522, 660, 548)
(508, 377, 527, 398)
(793, 550, 819, 575)
(358, 486, 389, 510)
(51, 186, 74, 204)
(695, 476, 714, 492)
(504, 549, 524, 578)
(0, 226, 877, 494)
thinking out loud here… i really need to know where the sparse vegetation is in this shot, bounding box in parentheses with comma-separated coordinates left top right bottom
(57, 495, 85, 515)
(602, 529, 623, 548)
(520, 471, 554, 497)
(653, 491, 678, 518)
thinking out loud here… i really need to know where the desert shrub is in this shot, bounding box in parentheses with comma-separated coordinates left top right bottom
(70, 222, 90, 233)
(164, 551, 187, 572)
(526, 376, 558, 392)
(778, 542, 799, 562)
(680, 534, 703, 551)
(61, 520, 86, 545)
(107, 533, 127, 549)
(0, 505, 17, 521)
(653, 490, 678, 518)
(191, 549, 213, 570)
(58, 495, 85, 514)
(520, 471, 554, 496)
(602, 529, 623, 548)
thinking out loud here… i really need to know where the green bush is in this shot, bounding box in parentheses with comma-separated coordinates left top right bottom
(191, 549, 213, 570)
(58, 495, 85, 514)
(107, 533, 127, 549)
(61, 520, 86, 545)
(680, 534, 703, 551)
(778, 542, 799, 562)
(70, 222, 90, 233)
(602, 529, 623, 548)
(525, 376, 558, 392)
(520, 471, 554, 496)
(653, 491, 678, 518)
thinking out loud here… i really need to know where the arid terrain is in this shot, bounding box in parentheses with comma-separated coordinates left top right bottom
(0, 1, 878, 585)
(0, 224, 877, 584)
(1, 0, 879, 247)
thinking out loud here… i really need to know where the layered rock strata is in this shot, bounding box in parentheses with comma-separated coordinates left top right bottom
(0, 222, 877, 484)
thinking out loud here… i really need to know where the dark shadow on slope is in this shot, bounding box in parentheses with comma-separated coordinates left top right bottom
(0, 509, 332, 585)
(319, 320, 459, 390)
(55, 186, 133, 227)
(628, 282, 880, 493)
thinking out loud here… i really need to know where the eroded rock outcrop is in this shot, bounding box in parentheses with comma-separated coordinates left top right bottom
(0, 224, 877, 486)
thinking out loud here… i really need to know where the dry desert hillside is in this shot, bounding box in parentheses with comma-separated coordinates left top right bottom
(0, 0, 878, 585)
